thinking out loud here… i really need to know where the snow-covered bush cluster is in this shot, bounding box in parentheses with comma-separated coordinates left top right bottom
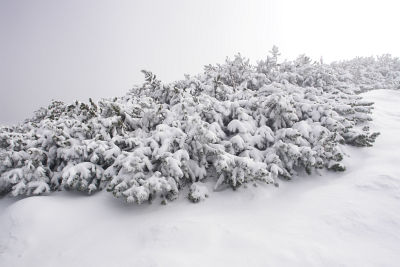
(1, 48, 398, 204)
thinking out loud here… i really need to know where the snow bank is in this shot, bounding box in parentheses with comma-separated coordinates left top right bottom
(1, 89, 399, 266)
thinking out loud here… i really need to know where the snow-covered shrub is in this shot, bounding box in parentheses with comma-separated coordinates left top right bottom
(188, 182, 209, 203)
(1, 48, 399, 203)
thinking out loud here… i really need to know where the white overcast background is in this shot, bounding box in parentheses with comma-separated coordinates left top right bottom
(1, 0, 399, 124)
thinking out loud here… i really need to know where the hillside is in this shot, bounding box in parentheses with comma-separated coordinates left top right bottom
(1, 89, 399, 266)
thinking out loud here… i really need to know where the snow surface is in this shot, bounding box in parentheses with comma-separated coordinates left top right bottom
(1, 89, 400, 267)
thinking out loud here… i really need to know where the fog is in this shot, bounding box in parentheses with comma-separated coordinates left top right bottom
(1, 0, 399, 124)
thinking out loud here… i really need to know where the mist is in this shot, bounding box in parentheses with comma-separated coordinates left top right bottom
(1, 0, 399, 124)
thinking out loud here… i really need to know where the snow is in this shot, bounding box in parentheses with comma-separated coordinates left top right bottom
(1, 89, 400, 266)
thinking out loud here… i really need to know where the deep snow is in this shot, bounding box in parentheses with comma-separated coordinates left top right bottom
(1, 89, 400, 267)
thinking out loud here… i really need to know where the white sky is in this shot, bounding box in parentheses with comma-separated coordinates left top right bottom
(1, 0, 399, 124)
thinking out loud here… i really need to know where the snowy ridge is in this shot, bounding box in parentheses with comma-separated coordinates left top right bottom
(0, 50, 399, 204)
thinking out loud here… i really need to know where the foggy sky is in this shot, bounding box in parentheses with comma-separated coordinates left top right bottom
(1, 0, 399, 124)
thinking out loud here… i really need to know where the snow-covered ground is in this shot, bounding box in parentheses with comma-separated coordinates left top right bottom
(1, 89, 399, 267)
